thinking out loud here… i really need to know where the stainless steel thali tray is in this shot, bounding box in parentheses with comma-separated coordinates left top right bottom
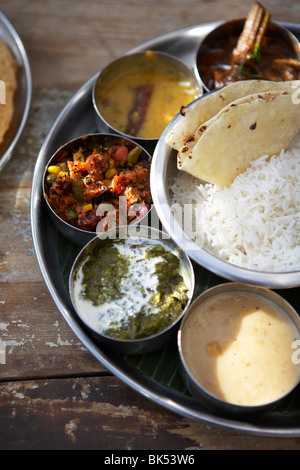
(0, 11, 32, 171)
(31, 21, 300, 436)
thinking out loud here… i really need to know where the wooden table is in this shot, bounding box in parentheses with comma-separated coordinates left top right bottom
(1, 0, 300, 450)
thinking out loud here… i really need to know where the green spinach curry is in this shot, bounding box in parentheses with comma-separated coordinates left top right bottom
(73, 238, 190, 340)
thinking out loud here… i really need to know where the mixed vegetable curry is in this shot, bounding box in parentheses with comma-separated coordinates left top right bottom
(44, 136, 152, 232)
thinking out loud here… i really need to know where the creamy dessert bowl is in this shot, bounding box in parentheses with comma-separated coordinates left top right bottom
(178, 282, 300, 417)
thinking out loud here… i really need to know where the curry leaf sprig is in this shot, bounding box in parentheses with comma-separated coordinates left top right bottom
(238, 43, 261, 78)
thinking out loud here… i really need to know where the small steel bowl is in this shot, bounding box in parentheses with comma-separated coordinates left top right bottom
(196, 19, 300, 92)
(178, 282, 300, 417)
(43, 133, 153, 246)
(151, 98, 300, 289)
(69, 225, 195, 355)
(92, 50, 203, 151)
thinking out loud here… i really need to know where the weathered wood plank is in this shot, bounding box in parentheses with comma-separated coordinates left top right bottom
(0, 282, 106, 379)
(1, 375, 300, 450)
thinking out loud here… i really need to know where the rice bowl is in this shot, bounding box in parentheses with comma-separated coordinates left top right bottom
(151, 111, 300, 288)
(170, 132, 300, 272)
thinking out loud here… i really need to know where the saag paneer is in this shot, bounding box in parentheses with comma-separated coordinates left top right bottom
(73, 239, 190, 340)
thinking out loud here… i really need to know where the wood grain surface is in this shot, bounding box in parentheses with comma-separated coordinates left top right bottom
(1, 0, 300, 450)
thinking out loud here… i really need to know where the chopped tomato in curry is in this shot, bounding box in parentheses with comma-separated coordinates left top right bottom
(44, 137, 152, 232)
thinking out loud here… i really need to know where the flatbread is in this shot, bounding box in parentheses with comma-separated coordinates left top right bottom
(0, 39, 17, 146)
(177, 89, 288, 168)
(178, 89, 300, 187)
(166, 79, 300, 151)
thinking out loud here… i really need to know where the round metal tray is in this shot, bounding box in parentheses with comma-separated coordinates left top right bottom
(30, 21, 300, 436)
(0, 10, 32, 171)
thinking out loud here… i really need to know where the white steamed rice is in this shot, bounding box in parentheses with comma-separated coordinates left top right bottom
(170, 132, 300, 272)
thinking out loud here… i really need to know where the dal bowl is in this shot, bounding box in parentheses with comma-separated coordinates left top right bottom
(92, 50, 202, 149)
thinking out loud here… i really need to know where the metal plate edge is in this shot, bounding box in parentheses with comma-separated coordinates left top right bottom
(30, 21, 300, 437)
